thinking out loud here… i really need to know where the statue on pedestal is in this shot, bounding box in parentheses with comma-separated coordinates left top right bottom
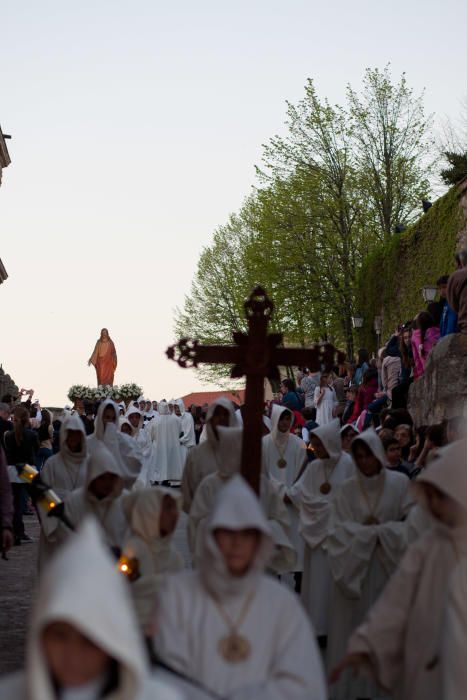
(88, 328, 117, 386)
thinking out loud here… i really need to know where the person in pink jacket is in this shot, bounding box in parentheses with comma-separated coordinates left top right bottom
(411, 311, 440, 379)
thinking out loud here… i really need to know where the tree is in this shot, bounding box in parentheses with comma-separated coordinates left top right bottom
(347, 66, 434, 239)
(439, 96, 467, 185)
(440, 151, 467, 186)
(258, 79, 374, 355)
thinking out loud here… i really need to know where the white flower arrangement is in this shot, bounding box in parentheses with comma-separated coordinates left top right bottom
(117, 383, 143, 400)
(67, 384, 90, 401)
(94, 384, 114, 401)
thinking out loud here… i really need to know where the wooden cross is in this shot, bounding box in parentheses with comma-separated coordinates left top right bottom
(166, 286, 339, 494)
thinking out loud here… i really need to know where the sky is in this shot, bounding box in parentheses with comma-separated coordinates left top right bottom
(1, 0, 466, 406)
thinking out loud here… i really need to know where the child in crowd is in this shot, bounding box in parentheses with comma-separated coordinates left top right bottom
(383, 436, 412, 478)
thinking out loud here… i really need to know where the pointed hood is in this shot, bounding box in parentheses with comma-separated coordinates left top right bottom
(158, 400, 170, 416)
(125, 405, 143, 435)
(416, 438, 467, 519)
(85, 441, 124, 498)
(214, 426, 243, 479)
(94, 399, 119, 441)
(350, 428, 386, 470)
(174, 399, 186, 416)
(201, 475, 273, 598)
(59, 412, 87, 466)
(26, 518, 148, 700)
(122, 487, 182, 542)
(202, 397, 238, 444)
(270, 404, 294, 447)
(309, 419, 342, 462)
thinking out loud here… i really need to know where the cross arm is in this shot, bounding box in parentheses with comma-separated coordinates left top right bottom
(166, 339, 242, 369)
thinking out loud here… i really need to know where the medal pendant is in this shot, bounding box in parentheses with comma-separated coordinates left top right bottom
(218, 633, 251, 663)
(364, 515, 379, 525)
(277, 458, 287, 469)
(320, 482, 332, 495)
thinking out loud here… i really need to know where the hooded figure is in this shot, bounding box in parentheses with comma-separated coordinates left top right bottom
(154, 476, 327, 700)
(0, 518, 181, 700)
(144, 400, 184, 483)
(297, 419, 355, 636)
(181, 397, 237, 513)
(188, 427, 296, 575)
(38, 413, 88, 569)
(174, 399, 196, 458)
(89, 400, 143, 489)
(120, 488, 184, 629)
(57, 441, 128, 553)
(262, 404, 307, 574)
(338, 437, 467, 700)
(326, 429, 413, 700)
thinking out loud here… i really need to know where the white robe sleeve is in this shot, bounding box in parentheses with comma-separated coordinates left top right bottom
(347, 538, 426, 692)
(326, 489, 379, 598)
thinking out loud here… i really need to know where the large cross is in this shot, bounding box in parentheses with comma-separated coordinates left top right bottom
(166, 286, 340, 494)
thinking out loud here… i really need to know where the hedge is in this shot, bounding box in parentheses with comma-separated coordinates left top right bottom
(355, 186, 465, 350)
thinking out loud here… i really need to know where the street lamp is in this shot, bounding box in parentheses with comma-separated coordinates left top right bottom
(374, 315, 383, 348)
(421, 285, 437, 303)
(351, 315, 364, 329)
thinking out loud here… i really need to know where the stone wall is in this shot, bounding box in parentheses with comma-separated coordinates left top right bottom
(408, 334, 467, 427)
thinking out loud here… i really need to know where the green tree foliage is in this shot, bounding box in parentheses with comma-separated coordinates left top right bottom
(175, 68, 435, 377)
(440, 151, 467, 186)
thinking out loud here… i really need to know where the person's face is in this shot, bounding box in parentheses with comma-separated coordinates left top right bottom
(210, 406, 230, 429)
(310, 434, 329, 459)
(402, 330, 411, 347)
(214, 528, 260, 577)
(173, 405, 181, 417)
(279, 382, 287, 395)
(168, 403, 174, 414)
(66, 430, 83, 454)
(88, 472, 119, 499)
(438, 283, 448, 299)
(0, 408, 10, 420)
(102, 406, 116, 426)
(42, 621, 110, 689)
(145, 402, 151, 411)
(341, 430, 357, 452)
(320, 374, 329, 387)
(159, 495, 179, 537)
(139, 401, 146, 411)
(386, 443, 402, 466)
(353, 444, 382, 477)
(277, 412, 292, 433)
(422, 483, 466, 528)
(100, 329, 109, 340)
(121, 423, 132, 436)
(395, 427, 411, 448)
(128, 413, 140, 428)
(152, 402, 158, 410)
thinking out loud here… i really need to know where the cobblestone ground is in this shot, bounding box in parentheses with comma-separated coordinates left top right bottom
(0, 514, 40, 677)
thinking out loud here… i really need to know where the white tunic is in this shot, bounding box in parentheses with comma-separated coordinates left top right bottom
(262, 404, 307, 571)
(145, 401, 184, 482)
(297, 420, 355, 635)
(314, 386, 337, 426)
(155, 475, 327, 700)
(181, 398, 237, 513)
(326, 430, 413, 700)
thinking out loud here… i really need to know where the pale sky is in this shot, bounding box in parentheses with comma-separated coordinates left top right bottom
(1, 0, 465, 405)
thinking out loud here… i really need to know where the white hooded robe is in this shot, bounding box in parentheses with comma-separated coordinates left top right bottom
(262, 405, 307, 572)
(326, 429, 413, 700)
(155, 475, 327, 700)
(181, 398, 237, 513)
(297, 419, 355, 635)
(145, 401, 185, 482)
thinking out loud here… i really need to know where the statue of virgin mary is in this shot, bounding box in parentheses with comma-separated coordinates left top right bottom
(88, 328, 118, 386)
